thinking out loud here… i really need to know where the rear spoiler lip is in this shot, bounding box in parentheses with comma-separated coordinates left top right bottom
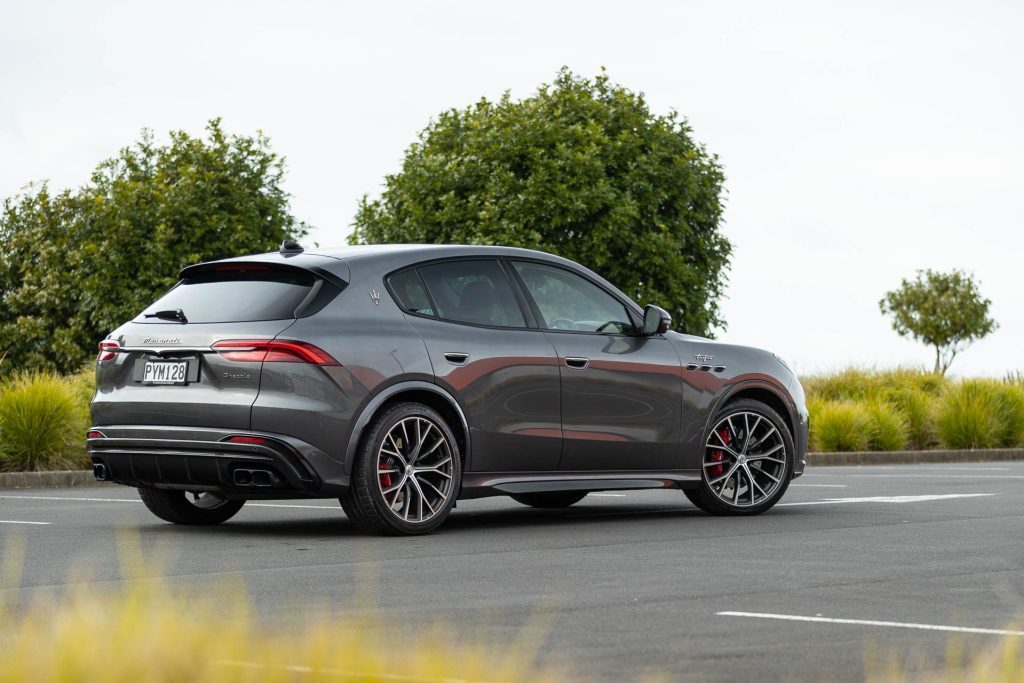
(179, 259, 349, 289)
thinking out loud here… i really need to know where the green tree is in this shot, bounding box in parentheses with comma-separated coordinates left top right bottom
(879, 269, 997, 375)
(350, 69, 730, 336)
(0, 119, 306, 375)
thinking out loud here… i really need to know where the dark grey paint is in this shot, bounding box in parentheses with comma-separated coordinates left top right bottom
(90, 244, 808, 501)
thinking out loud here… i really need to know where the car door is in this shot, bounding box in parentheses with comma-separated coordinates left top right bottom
(509, 260, 684, 471)
(392, 259, 563, 472)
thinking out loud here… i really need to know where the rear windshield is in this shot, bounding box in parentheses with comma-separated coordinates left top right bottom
(137, 270, 317, 323)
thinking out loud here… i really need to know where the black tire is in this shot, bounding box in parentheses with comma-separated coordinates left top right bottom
(137, 486, 245, 525)
(340, 402, 462, 535)
(684, 398, 795, 516)
(510, 491, 588, 508)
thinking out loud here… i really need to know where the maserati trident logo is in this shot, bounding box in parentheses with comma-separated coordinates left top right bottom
(369, 289, 382, 305)
(143, 337, 181, 345)
(694, 353, 716, 362)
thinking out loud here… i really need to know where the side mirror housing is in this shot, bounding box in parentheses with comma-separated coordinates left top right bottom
(642, 304, 671, 336)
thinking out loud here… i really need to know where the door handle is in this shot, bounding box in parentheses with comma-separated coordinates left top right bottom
(564, 357, 590, 370)
(443, 352, 469, 365)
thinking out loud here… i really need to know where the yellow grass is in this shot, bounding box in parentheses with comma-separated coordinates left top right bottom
(867, 633, 1023, 682)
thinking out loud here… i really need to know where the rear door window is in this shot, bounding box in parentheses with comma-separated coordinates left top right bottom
(416, 260, 526, 328)
(137, 267, 318, 323)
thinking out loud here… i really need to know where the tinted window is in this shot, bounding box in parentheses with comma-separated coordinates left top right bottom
(137, 270, 316, 323)
(418, 260, 525, 328)
(513, 261, 634, 334)
(388, 269, 435, 316)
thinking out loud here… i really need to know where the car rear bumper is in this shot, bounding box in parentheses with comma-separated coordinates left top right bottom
(87, 425, 349, 498)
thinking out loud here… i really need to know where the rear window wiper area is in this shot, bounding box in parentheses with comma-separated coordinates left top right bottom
(144, 308, 189, 324)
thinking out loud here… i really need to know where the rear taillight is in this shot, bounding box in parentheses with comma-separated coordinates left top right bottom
(212, 340, 340, 366)
(97, 339, 120, 363)
(86, 430, 106, 439)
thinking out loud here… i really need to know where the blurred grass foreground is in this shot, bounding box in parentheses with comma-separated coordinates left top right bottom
(0, 537, 562, 683)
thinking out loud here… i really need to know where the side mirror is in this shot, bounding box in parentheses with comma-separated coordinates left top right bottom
(642, 304, 671, 336)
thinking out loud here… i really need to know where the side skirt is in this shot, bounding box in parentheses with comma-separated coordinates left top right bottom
(458, 470, 701, 500)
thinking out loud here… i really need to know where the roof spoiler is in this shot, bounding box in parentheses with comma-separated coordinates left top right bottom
(178, 259, 348, 288)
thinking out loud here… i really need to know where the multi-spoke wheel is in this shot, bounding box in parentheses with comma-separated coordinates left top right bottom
(137, 486, 245, 524)
(685, 399, 794, 515)
(341, 402, 462, 535)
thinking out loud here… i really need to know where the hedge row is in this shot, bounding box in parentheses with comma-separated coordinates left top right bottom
(805, 368, 1024, 452)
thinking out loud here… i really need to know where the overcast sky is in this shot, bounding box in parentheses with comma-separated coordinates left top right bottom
(2, 0, 1021, 377)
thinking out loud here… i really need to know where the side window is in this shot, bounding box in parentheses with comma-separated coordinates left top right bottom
(512, 261, 634, 334)
(418, 260, 526, 328)
(388, 269, 435, 316)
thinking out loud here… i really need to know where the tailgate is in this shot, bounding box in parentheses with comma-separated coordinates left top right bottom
(91, 321, 295, 429)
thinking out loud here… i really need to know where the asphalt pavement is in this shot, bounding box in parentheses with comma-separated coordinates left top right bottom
(2, 462, 1023, 682)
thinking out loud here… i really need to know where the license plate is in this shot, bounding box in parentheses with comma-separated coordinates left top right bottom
(142, 360, 189, 385)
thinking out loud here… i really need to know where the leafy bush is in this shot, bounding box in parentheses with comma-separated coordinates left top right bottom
(809, 400, 870, 452)
(0, 371, 88, 471)
(0, 120, 307, 376)
(936, 380, 1001, 449)
(350, 69, 730, 337)
(864, 402, 908, 451)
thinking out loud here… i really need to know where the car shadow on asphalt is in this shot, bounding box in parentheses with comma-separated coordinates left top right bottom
(137, 503, 714, 538)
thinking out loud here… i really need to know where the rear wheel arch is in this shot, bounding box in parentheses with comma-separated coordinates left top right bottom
(344, 382, 470, 476)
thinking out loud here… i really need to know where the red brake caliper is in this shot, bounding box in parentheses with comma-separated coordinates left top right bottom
(709, 427, 731, 478)
(379, 457, 393, 489)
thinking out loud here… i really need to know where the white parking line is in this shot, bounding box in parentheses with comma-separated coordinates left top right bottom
(246, 503, 341, 510)
(0, 519, 51, 525)
(804, 473, 1024, 480)
(0, 495, 339, 510)
(717, 611, 1024, 637)
(791, 484, 847, 488)
(777, 493, 995, 507)
(590, 493, 627, 497)
(0, 495, 137, 503)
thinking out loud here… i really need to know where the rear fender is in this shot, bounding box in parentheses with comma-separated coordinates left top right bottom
(343, 381, 471, 476)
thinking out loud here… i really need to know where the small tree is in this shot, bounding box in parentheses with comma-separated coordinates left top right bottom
(0, 119, 306, 375)
(879, 269, 996, 375)
(351, 69, 730, 337)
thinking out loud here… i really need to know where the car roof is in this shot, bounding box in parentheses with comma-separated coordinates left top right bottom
(308, 243, 567, 263)
(190, 244, 642, 312)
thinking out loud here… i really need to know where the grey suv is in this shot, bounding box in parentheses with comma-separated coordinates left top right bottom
(89, 243, 808, 534)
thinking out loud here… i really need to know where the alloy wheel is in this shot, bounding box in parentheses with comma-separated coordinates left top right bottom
(376, 416, 455, 524)
(703, 411, 788, 508)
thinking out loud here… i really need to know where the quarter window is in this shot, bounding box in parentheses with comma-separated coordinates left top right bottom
(512, 261, 634, 334)
(417, 260, 526, 328)
(388, 269, 435, 316)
